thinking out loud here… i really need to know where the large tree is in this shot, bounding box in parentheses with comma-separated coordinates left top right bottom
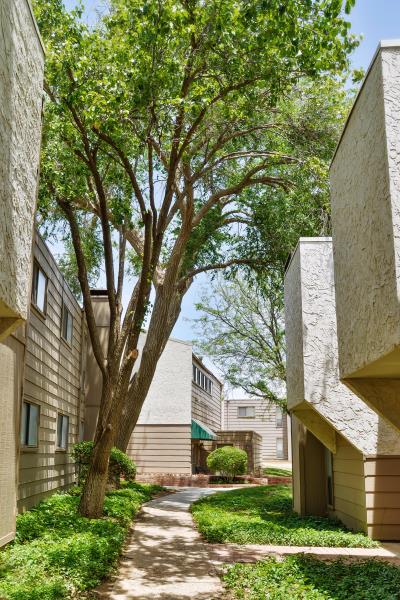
(33, 0, 357, 517)
(194, 75, 355, 406)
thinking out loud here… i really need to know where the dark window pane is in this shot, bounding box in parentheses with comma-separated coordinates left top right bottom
(21, 402, 39, 447)
(32, 263, 47, 313)
(62, 305, 73, 344)
(57, 414, 69, 449)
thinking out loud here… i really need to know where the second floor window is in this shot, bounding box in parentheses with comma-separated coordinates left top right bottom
(57, 414, 69, 450)
(20, 401, 40, 448)
(238, 406, 255, 418)
(61, 303, 73, 345)
(276, 407, 283, 428)
(192, 364, 213, 394)
(32, 262, 48, 314)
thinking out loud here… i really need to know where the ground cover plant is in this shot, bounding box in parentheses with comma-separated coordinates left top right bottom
(191, 485, 378, 547)
(223, 555, 400, 600)
(0, 482, 162, 600)
(264, 467, 292, 477)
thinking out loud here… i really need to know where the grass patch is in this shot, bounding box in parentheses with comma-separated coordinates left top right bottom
(263, 467, 292, 477)
(0, 482, 163, 600)
(191, 485, 378, 547)
(223, 555, 400, 599)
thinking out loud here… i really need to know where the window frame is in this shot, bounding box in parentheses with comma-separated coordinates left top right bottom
(192, 364, 213, 395)
(31, 261, 48, 316)
(276, 437, 284, 459)
(238, 406, 255, 418)
(61, 302, 73, 346)
(276, 407, 283, 428)
(56, 413, 70, 451)
(20, 401, 40, 450)
(325, 447, 334, 509)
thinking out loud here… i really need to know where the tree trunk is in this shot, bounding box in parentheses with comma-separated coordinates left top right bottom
(79, 426, 114, 517)
(79, 379, 116, 517)
(115, 286, 185, 451)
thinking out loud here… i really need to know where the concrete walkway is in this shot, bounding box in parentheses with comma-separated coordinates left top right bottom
(97, 488, 400, 600)
(97, 488, 232, 600)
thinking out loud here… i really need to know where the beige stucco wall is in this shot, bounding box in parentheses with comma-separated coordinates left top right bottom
(330, 43, 400, 383)
(0, 0, 44, 340)
(284, 238, 400, 456)
(136, 336, 192, 426)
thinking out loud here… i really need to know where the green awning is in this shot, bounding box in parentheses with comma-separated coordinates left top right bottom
(191, 418, 218, 440)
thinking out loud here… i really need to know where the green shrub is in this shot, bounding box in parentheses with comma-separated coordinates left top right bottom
(207, 446, 247, 481)
(0, 482, 163, 600)
(72, 441, 136, 487)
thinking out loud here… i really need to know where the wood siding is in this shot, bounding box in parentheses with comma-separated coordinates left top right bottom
(191, 356, 222, 432)
(127, 425, 192, 474)
(18, 233, 83, 510)
(364, 456, 400, 539)
(213, 430, 263, 474)
(224, 398, 288, 460)
(0, 334, 24, 544)
(329, 436, 367, 533)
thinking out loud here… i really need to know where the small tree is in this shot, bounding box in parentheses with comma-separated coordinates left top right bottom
(72, 441, 136, 489)
(207, 446, 247, 482)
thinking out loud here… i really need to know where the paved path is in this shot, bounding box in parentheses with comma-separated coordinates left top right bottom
(97, 488, 232, 600)
(97, 488, 400, 600)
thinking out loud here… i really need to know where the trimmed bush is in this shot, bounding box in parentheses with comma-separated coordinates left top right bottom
(207, 445, 247, 481)
(72, 441, 136, 488)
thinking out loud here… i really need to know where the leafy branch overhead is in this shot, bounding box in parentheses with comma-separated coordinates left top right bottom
(32, 0, 359, 517)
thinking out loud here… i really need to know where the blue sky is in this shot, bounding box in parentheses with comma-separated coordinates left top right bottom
(61, 0, 400, 342)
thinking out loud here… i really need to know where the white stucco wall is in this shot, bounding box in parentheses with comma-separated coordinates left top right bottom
(0, 0, 44, 338)
(136, 336, 193, 425)
(284, 238, 400, 456)
(330, 43, 400, 379)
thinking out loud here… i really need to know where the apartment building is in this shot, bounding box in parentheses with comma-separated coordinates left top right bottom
(84, 305, 224, 475)
(222, 398, 289, 462)
(285, 238, 400, 537)
(0, 232, 85, 545)
(284, 41, 400, 541)
(0, 0, 45, 547)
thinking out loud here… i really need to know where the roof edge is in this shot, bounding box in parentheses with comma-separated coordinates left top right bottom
(25, 0, 46, 55)
(330, 40, 400, 167)
(284, 237, 332, 275)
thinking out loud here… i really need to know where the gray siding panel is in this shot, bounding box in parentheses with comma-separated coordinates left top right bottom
(224, 398, 288, 460)
(18, 234, 83, 511)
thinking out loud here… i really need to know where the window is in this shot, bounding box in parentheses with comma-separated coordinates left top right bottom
(192, 364, 213, 394)
(20, 401, 40, 448)
(276, 437, 284, 459)
(276, 407, 283, 428)
(61, 303, 73, 344)
(238, 406, 255, 418)
(325, 447, 334, 508)
(32, 262, 48, 313)
(57, 414, 69, 450)
(79, 421, 85, 442)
